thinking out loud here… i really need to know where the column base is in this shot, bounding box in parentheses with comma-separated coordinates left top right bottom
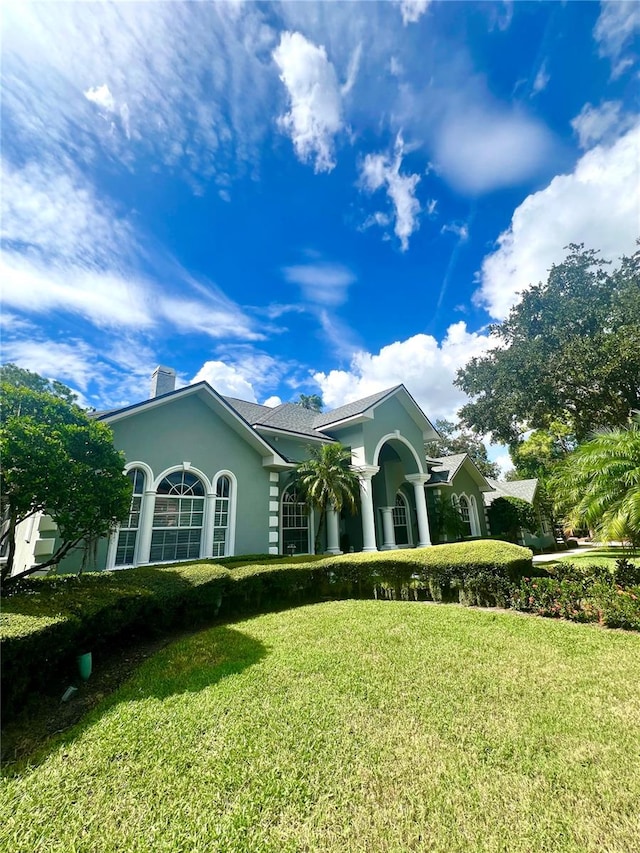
(362, 546, 378, 553)
(417, 541, 432, 548)
(324, 547, 343, 555)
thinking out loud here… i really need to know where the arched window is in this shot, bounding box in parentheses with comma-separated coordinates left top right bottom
(212, 474, 231, 558)
(281, 486, 310, 555)
(115, 468, 145, 566)
(150, 471, 205, 563)
(458, 495, 472, 538)
(393, 492, 411, 546)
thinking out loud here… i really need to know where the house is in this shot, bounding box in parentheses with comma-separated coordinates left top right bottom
(9, 367, 497, 576)
(483, 478, 555, 550)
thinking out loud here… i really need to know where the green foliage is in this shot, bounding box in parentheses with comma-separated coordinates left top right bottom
(487, 496, 537, 542)
(0, 362, 77, 405)
(296, 393, 323, 412)
(425, 418, 501, 478)
(429, 493, 469, 543)
(293, 442, 360, 552)
(514, 555, 640, 631)
(0, 382, 132, 582)
(552, 413, 640, 547)
(456, 244, 640, 445)
(1, 541, 532, 717)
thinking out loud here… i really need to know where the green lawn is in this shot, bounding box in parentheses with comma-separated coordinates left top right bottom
(2, 601, 640, 852)
(547, 546, 640, 572)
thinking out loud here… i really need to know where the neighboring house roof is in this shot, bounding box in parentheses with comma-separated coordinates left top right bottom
(427, 454, 494, 492)
(484, 478, 538, 506)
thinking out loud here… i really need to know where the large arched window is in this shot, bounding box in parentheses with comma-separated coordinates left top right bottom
(115, 468, 145, 566)
(393, 492, 411, 546)
(281, 486, 310, 555)
(150, 471, 205, 563)
(212, 474, 231, 558)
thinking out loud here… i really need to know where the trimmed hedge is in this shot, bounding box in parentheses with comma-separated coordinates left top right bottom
(1, 541, 531, 718)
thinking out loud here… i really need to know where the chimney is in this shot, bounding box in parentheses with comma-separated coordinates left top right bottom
(150, 366, 176, 398)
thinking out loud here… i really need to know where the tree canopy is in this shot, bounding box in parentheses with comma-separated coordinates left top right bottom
(0, 380, 132, 583)
(455, 244, 640, 446)
(0, 362, 78, 405)
(486, 497, 537, 544)
(425, 419, 500, 478)
(552, 413, 640, 548)
(297, 393, 323, 412)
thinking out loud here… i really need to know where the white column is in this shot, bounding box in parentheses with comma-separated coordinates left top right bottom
(325, 506, 342, 555)
(380, 507, 397, 550)
(202, 493, 216, 558)
(136, 490, 156, 565)
(406, 474, 432, 548)
(358, 466, 380, 552)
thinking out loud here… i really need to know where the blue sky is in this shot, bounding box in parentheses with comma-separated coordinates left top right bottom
(2, 1, 639, 469)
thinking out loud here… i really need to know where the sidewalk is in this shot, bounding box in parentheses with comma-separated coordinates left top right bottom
(532, 544, 598, 563)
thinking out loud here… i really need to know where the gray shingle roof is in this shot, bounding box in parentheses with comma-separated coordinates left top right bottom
(223, 398, 333, 439)
(426, 453, 467, 485)
(313, 386, 400, 427)
(484, 478, 538, 506)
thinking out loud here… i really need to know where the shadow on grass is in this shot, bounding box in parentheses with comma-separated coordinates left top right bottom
(2, 624, 267, 776)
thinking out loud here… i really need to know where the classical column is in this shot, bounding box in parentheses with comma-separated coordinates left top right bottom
(325, 506, 342, 555)
(380, 507, 397, 550)
(202, 492, 216, 558)
(358, 466, 380, 552)
(135, 490, 157, 565)
(406, 474, 432, 547)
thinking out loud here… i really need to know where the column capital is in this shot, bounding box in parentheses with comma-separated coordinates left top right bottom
(406, 473, 430, 486)
(357, 465, 380, 480)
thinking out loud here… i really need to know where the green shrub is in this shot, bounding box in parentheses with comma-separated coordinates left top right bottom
(0, 541, 532, 718)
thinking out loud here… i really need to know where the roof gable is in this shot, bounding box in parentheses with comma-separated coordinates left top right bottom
(99, 383, 292, 468)
(484, 478, 538, 506)
(428, 453, 494, 492)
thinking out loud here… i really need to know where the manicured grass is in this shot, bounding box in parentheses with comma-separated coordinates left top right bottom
(547, 546, 640, 572)
(2, 601, 640, 852)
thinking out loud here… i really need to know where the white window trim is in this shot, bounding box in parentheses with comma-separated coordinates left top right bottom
(393, 490, 413, 547)
(280, 485, 314, 555)
(106, 461, 154, 570)
(211, 470, 237, 558)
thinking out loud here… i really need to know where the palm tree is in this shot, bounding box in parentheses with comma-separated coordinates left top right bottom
(553, 413, 640, 547)
(297, 393, 323, 412)
(293, 443, 360, 553)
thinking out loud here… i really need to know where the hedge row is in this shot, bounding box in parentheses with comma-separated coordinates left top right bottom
(1, 540, 532, 718)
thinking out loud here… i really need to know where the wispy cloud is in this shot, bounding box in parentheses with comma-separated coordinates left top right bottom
(593, 1, 640, 78)
(571, 100, 637, 149)
(282, 261, 356, 306)
(396, 0, 431, 26)
(360, 134, 422, 251)
(273, 31, 344, 173)
(532, 60, 550, 95)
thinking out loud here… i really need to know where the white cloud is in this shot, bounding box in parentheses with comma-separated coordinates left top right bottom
(477, 123, 640, 320)
(282, 262, 356, 306)
(1, 157, 262, 341)
(341, 43, 362, 97)
(191, 361, 259, 402)
(571, 100, 636, 149)
(532, 61, 550, 95)
(396, 0, 431, 26)
(314, 321, 496, 423)
(262, 395, 282, 408)
(434, 106, 554, 194)
(3, 2, 275, 184)
(273, 31, 343, 173)
(441, 221, 469, 241)
(83, 83, 116, 113)
(594, 1, 640, 78)
(360, 134, 421, 251)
